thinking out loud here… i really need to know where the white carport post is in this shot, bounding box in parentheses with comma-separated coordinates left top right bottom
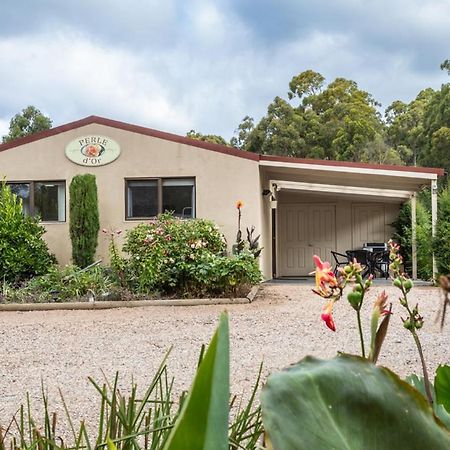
(431, 179, 438, 280)
(411, 193, 417, 280)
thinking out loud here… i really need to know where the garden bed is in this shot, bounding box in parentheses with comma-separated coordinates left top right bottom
(0, 285, 259, 311)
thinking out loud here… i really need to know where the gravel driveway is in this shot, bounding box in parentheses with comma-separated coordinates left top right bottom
(0, 282, 448, 431)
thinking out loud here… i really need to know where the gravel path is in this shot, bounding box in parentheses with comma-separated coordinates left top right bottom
(0, 282, 449, 432)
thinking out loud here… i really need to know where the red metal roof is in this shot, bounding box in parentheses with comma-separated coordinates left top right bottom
(260, 154, 445, 176)
(0, 115, 444, 176)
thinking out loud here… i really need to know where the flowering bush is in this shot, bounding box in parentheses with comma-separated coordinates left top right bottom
(120, 213, 261, 296)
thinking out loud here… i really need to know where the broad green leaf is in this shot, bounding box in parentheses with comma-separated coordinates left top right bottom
(405, 373, 435, 401)
(163, 312, 229, 450)
(434, 403, 450, 430)
(435, 365, 450, 414)
(261, 354, 450, 450)
(405, 372, 450, 429)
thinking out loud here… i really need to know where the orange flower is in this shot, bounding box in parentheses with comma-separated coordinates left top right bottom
(236, 200, 244, 209)
(311, 255, 337, 295)
(321, 300, 336, 332)
(311, 255, 340, 331)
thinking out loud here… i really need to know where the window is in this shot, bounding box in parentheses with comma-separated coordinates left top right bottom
(7, 181, 66, 222)
(127, 180, 158, 218)
(8, 183, 31, 215)
(162, 178, 195, 218)
(126, 178, 195, 219)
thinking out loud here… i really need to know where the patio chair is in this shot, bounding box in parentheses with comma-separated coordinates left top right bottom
(370, 250, 390, 279)
(331, 251, 350, 276)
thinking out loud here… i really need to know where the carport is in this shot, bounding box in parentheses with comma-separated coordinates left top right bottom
(258, 156, 443, 280)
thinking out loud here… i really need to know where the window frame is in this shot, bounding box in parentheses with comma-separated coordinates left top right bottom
(6, 180, 67, 223)
(125, 176, 196, 220)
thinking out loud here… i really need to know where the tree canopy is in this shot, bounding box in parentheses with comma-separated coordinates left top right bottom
(186, 129, 229, 146)
(2, 106, 52, 143)
(232, 71, 391, 163)
(188, 63, 450, 176)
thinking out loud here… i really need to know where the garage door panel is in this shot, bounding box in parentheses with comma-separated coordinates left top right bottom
(297, 210, 307, 241)
(286, 247, 306, 270)
(352, 205, 385, 249)
(324, 210, 333, 242)
(279, 204, 335, 276)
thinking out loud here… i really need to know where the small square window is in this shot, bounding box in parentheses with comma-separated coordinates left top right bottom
(8, 183, 31, 215)
(127, 180, 158, 218)
(6, 181, 65, 222)
(34, 182, 66, 222)
(162, 178, 195, 218)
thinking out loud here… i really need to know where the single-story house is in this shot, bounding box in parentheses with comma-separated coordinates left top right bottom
(0, 116, 444, 280)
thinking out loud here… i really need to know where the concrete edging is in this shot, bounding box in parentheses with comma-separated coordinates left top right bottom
(0, 285, 260, 312)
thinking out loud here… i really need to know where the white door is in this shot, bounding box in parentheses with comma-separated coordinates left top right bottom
(278, 204, 336, 276)
(309, 204, 336, 268)
(352, 204, 385, 249)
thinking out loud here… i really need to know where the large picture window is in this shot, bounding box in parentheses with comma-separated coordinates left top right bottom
(126, 178, 195, 219)
(7, 181, 66, 222)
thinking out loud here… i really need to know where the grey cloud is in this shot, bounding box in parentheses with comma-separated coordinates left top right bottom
(0, 0, 181, 50)
(0, 0, 449, 140)
(229, 0, 450, 73)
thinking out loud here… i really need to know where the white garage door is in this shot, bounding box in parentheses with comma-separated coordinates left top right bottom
(278, 204, 336, 277)
(352, 204, 385, 249)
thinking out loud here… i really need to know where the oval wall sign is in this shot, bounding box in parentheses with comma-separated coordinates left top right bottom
(65, 135, 121, 166)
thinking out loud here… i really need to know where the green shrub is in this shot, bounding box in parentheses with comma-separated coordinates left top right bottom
(3, 264, 116, 303)
(0, 180, 55, 284)
(433, 188, 450, 275)
(121, 213, 261, 296)
(183, 251, 262, 297)
(392, 199, 433, 279)
(69, 174, 100, 268)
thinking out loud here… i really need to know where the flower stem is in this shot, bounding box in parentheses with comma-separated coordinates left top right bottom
(411, 329, 433, 405)
(401, 289, 433, 406)
(356, 309, 366, 358)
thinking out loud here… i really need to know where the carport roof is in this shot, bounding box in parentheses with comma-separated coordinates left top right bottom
(259, 154, 444, 176)
(260, 155, 442, 194)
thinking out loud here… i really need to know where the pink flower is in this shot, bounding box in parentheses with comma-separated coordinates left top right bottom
(321, 300, 336, 332)
(311, 255, 338, 297)
(311, 255, 342, 331)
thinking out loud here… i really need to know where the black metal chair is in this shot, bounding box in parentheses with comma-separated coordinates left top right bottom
(370, 250, 390, 279)
(331, 251, 350, 276)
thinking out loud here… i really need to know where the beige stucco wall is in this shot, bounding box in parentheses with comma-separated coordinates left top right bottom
(0, 124, 262, 268)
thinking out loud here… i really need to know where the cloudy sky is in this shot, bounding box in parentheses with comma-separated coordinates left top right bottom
(1, 0, 449, 140)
